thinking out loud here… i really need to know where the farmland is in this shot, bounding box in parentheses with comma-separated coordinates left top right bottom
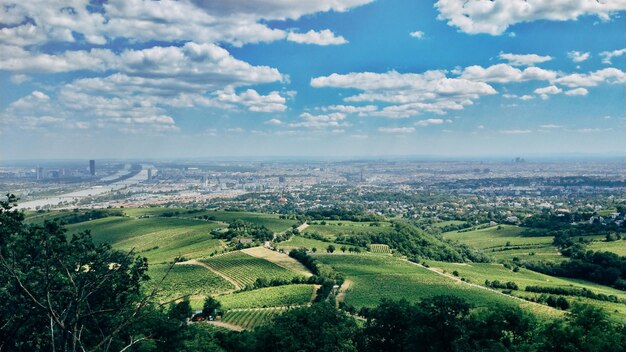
(218, 284, 315, 309)
(200, 251, 305, 288)
(588, 239, 626, 256)
(221, 308, 285, 330)
(313, 253, 557, 317)
(368, 244, 391, 253)
(146, 264, 235, 300)
(241, 247, 313, 277)
(443, 225, 563, 262)
(65, 216, 224, 263)
(276, 235, 334, 251)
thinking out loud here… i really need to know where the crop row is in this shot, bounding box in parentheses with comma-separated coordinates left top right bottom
(369, 244, 391, 253)
(201, 251, 299, 288)
(221, 308, 284, 329)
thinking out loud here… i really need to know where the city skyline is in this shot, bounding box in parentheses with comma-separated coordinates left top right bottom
(1, 0, 625, 159)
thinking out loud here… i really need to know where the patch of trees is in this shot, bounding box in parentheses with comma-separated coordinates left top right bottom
(215, 219, 273, 242)
(288, 249, 344, 302)
(525, 249, 626, 289)
(304, 207, 383, 222)
(211, 296, 626, 352)
(525, 286, 622, 303)
(336, 222, 490, 263)
(55, 209, 124, 225)
(484, 280, 519, 290)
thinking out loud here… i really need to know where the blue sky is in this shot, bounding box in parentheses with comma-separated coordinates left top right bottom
(1, 0, 624, 159)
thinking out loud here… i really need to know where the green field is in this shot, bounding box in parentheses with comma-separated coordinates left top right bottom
(443, 225, 563, 262)
(313, 253, 557, 317)
(201, 251, 304, 289)
(276, 235, 334, 250)
(588, 239, 626, 256)
(66, 216, 224, 263)
(368, 244, 391, 253)
(146, 264, 234, 300)
(303, 220, 394, 240)
(221, 308, 285, 329)
(430, 220, 467, 228)
(218, 284, 315, 309)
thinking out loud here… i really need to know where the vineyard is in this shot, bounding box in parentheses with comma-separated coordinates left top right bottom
(218, 284, 315, 309)
(146, 264, 235, 299)
(221, 307, 286, 329)
(201, 251, 304, 288)
(368, 244, 391, 253)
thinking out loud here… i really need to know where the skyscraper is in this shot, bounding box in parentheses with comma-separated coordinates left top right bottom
(89, 160, 96, 176)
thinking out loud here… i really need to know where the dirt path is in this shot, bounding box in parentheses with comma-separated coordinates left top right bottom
(176, 259, 242, 291)
(405, 260, 559, 313)
(206, 321, 245, 332)
(296, 222, 309, 232)
(335, 279, 352, 307)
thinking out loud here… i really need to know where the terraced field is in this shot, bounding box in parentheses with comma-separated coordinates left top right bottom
(314, 253, 558, 317)
(66, 216, 223, 263)
(443, 225, 563, 262)
(368, 244, 391, 253)
(221, 308, 285, 329)
(146, 264, 234, 300)
(200, 251, 304, 288)
(218, 284, 315, 309)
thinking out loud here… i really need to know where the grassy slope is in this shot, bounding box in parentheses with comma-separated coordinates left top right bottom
(314, 253, 558, 317)
(217, 284, 315, 309)
(588, 239, 626, 256)
(66, 217, 223, 264)
(200, 251, 305, 288)
(443, 225, 563, 262)
(303, 220, 394, 241)
(276, 235, 334, 251)
(147, 264, 235, 301)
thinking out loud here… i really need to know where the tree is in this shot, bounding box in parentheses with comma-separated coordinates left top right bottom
(312, 247, 317, 253)
(0, 194, 156, 352)
(327, 245, 336, 253)
(202, 296, 221, 318)
(341, 245, 347, 253)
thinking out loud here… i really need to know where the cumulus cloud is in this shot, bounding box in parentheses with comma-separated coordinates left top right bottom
(311, 70, 496, 118)
(499, 53, 552, 66)
(324, 105, 378, 114)
(289, 112, 348, 129)
(0, 0, 370, 48)
(415, 118, 445, 126)
(460, 64, 557, 83)
(435, 0, 626, 35)
(265, 118, 283, 125)
(567, 51, 590, 63)
(378, 127, 415, 134)
(564, 87, 589, 96)
(409, 31, 425, 39)
(534, 85, 562, 99)
(599, 48, 626, 64)
(287, 29, 347, 45)
(217, 89, 287, 112)
(554, 68, 626, 87)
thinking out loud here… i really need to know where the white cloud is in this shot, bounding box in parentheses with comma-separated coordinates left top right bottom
(435, 0, 626, 35)
(265, 118, 283, 125)
(576, 127, 613, 133)
(289, 112, 348, 129)
(567, 51, 590, 63)
(539, 124, 562, 129)
(564, 87, 589, 96)
(378, 127, 415, 134)
(460, 64, 557, 83)
(554, 68, 626, 87)
(599, 48, 626, 64)
(287, 29, 347, 45)
(534, 85, 562, 99)
(324, 105, 378, 114)
(409, 31, 425, 39)
(10, 74, 30, 84)
(217, 89, 287, 112)
(499, 53, 552, 66)
(311, 70, 496, 118)
(415, 118, 445, 127)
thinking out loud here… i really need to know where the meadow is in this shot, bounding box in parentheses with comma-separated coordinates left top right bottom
(303, 220, 394, 240)
(275, 235, 334, 251)
(588, 239, 626, 256)
(313, 253, 557, 317)
(442, 225, 563, 262)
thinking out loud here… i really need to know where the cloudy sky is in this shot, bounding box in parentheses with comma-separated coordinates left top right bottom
(1, 0, 625, 159)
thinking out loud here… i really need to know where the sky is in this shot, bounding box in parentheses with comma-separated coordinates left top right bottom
(0, 0, 625, 160)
